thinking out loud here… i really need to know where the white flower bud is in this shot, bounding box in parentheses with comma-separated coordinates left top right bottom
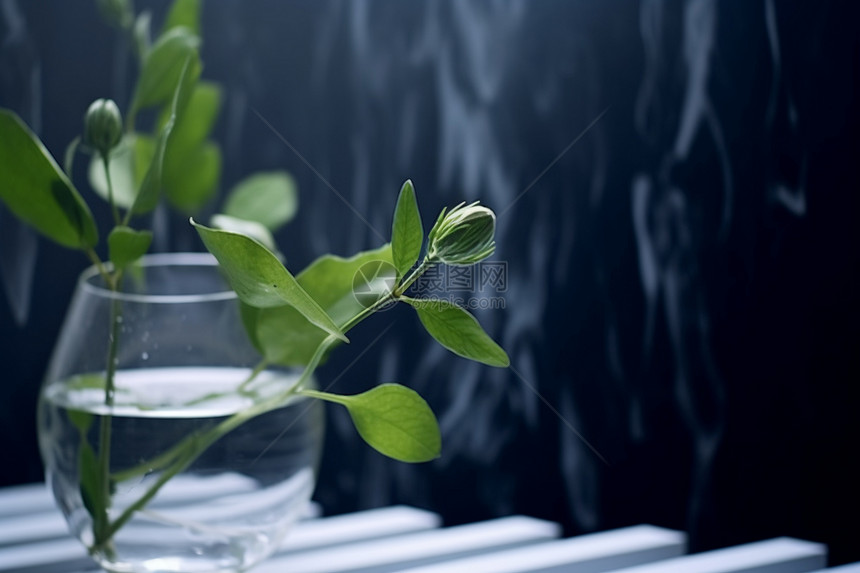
(84, 99, 123, 157)
(427, 201, 496, 266)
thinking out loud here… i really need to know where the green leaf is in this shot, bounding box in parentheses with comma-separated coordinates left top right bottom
(243, 245, 394, 367)
(160, 81, 221, 155)
(299, 245, 394, 316)
(391, 179, 423, 278)
(302, 384, 440, 463)
(73, 407, 106, 534)
(157, 81, 222, 214)
(131, 27, 200, 113)
(67, 408, 94, 434)
(405, 297, 510, 367)
(163, 0, 200, 36)
(0, 109, 98, 249)
(66, 373, 107, 391)
(191, 220, 346, 341)
(249, 304, 321, 367)
(88, 134, 155, 210)
(163, 141, 221, 212)
(210, 214, 276, 252)
(223, 171, 298, 231)
(108, 226, 153, 269)
(78, 439, 104, 521)
(132, 52, 201, 214)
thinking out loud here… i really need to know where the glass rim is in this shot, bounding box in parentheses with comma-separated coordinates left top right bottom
(79, 252, 238, 304)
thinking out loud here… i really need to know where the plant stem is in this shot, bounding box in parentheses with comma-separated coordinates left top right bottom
(80, 247, 120, 547)
(102, 154, 121, 227)
(85, 248, 112, 286)
(109, 362, 270, 483)
(92, 336, 336, 553)
(108, 431, 193, 484)
(394, 258, 434, 298)
(94, 374, 313, 552)
(238, 359, 270, 393)
(297, 388, 349, 406)
(93, 267, 123, 548)
(91, 258, 440, 550)
(103, 286, 122, 409)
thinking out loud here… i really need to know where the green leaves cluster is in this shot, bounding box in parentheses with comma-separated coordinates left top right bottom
(190, 179, 509, 464)
(0, 1, 299, 275)
(94, 18, 212, 216)
(0, 0, 305, 550)
(0, 0, 512, 550)
(389, 181, 508, 369)
(241, 245, 395, 367)
(0, 13, 201, 271)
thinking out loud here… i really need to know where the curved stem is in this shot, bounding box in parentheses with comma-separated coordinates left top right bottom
(341, 294, 394, 333)
(297, 388, 349, 406)
(110, 362, 270, 483)
(394, 258, 434, 298)
(93, 338, 335, 552)
(85, 249, 112, 287)
(93, 267, 123, 547)
(93, 258, 441, 549)
(95, 377, 310, 552)
(108, 430, 194, 484)
(238, 359, 270, 393)
(102, 154, 121, 227)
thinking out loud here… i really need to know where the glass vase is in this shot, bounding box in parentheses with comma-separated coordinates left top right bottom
(37, 253, 324, 573)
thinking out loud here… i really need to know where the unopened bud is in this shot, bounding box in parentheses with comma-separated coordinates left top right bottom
(427, 202, 496, 266)
(84, 99, 123, 157)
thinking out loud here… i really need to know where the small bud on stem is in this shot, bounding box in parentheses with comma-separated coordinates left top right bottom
(427, 201, 496, 266)
(84, 99, 123, 158)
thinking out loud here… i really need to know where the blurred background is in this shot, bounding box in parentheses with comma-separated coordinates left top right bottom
(2, 0, 858, 565)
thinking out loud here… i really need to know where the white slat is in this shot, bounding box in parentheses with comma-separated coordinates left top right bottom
(0, 505, 440, 573)
(0, 478, 319, 546)
(395, 524, 686, 573)
(0, 537, 91, 573)
(279, 506, 441, 553)
(254, 515, 561, 573)
(0, 475, 259, 518)
(0, 501, 321, 547)
(0, 511, 69, 547)
(608, 537, 826, 573)
(0, 483, 56, 517)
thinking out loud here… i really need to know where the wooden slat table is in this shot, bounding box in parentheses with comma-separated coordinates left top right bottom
(0, 482, 852, 572)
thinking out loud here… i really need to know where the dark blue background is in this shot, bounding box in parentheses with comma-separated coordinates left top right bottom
(2, 0, 858, 565)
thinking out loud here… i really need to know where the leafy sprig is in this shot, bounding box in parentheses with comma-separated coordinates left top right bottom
(191, 179, 509, 461)
(0, 0, 510, 558)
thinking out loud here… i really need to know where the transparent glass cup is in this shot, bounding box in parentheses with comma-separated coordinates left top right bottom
(37, 253, 324, 573)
